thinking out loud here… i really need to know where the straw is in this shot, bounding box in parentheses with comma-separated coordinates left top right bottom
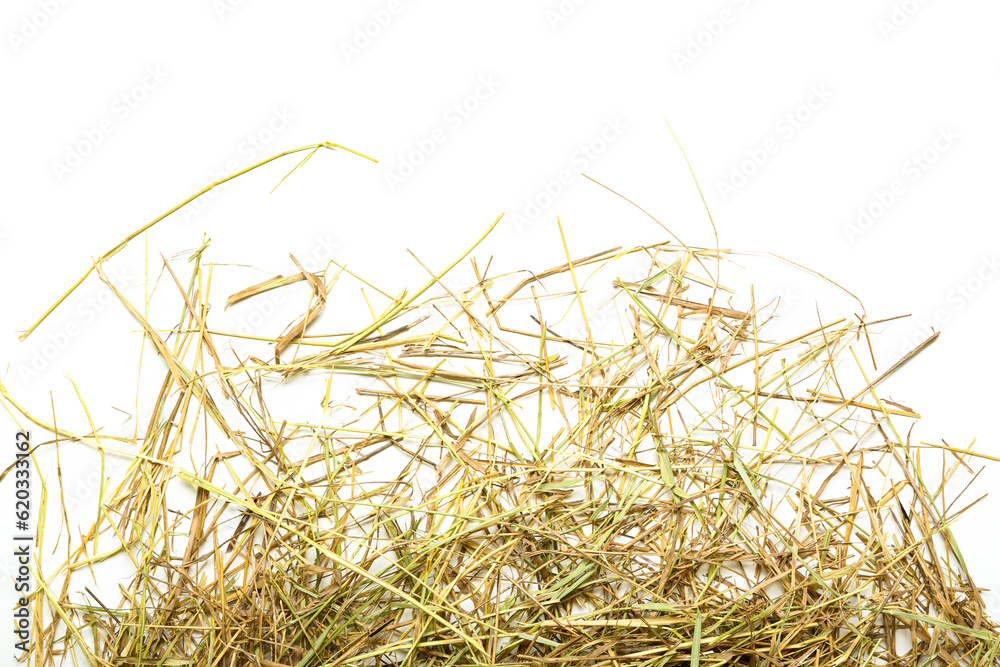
(3, 145, 998, 667)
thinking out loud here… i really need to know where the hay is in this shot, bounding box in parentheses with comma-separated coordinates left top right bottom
(4, 144, 999, 666)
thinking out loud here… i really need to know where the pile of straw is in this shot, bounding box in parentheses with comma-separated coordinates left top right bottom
(6, 144, 998, 666)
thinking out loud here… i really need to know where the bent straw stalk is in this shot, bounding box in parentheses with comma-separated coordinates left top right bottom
(18, 142, 377, 342)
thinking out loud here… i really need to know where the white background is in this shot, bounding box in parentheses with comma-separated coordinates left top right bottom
(2, 0, 999, 652)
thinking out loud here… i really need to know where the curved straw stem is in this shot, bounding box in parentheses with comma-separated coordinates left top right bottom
(19, 142, 377, 341)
